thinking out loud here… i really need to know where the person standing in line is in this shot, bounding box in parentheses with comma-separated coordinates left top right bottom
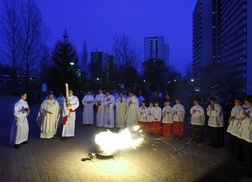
(103, 90, 115, 128)
(36, 91, 60, 139)
(162, 100, 173, 137)
(82, 90, 94, 125)
(172, 99, 185, 139)
(151, 101, 162, 135)
(10, 91, 29, 149)
(189, 98, 205, 144)
(125, 90, 139, 128)
(62, 89, 79, 138)
(115, 91, 127, 128)
(238, 96, 252, 177)
(94, 89, 105, 127)
(226, 98, 245, 157)
(146, 101, 154, 133)
(138, 100, 148, 130)
(207, 97, 224, 148)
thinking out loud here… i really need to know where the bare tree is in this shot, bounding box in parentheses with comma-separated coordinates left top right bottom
(19, 0, 49, 89)
(0, 0, 49, 89)
(0, 0, 23, 87)
(112, 32, 141, 86)
(112, 32, 140, 70)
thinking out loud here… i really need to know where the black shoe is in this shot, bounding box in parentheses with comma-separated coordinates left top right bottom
(61, 137, 68, 140)
(14, 144, 20, 149)
(23, 141, 28, 144)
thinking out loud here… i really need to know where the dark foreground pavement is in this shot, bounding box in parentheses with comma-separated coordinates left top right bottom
(0, 95, 251, 182)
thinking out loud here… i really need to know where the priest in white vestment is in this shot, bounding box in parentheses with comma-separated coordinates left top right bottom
(125, 91, 139, 128)
(94, 89, 105, 127)
(82, 90, 94, 124)
(10, 92, 29, 149)
(104, 90, 115, 128)
(62, 89, 79, 138)
(115, 92, 127, 128)
(36, 92, 60, 139)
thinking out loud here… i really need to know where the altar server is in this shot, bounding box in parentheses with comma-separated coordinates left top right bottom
(10, 92, 29, 149)
(82, 90, 94, 124)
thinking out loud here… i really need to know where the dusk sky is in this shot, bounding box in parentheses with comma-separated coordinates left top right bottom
(34, 1, 196, 73)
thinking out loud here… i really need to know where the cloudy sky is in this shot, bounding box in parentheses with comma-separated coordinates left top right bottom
(36, 0, 197, 73)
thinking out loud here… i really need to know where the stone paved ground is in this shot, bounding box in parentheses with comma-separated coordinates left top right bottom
(0, 95, 250, 182)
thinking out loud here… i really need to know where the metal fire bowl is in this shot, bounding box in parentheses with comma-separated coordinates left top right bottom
(96, 145, 115, 159)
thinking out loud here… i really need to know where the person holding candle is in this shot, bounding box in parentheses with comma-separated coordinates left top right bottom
(62, 89, 79, 138)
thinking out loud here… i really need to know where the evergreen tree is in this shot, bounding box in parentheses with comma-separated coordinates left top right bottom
(48, 30, 79, 92)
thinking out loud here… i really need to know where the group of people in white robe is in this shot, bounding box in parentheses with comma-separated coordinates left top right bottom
(10, 89, 80, 149)
(9, 89, 252, 176)
(82, 89, 139, 129)
(226, 96, 252, 177)
(81, 89, 187, 139)
(36, 89, 79, 139)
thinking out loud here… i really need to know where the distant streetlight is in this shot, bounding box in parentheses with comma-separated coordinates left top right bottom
(191, 79, 194, 82)
(70, 62, 74, 66)
(143, 80, 146, 83)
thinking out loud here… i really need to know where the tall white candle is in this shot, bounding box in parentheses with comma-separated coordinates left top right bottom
(65, 83, 69, 98)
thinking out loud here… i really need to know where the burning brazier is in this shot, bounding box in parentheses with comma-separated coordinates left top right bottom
(94, 126, 143, 158)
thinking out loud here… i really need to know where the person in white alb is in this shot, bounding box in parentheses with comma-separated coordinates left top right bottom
(189, 98, 205, 144)
(151, 101, 162, 135)
(226, 98, 245, 157)
(10, 91, 29, 149)
(103, 90, 115, 128)
(62, 89, 79, 138)
(82, 90, 94, 125)
(207, 97, 224, 148)
(36, 91, 60, 139)
(145, 102, 154, 133)
(138, 100, 148, 130)
(115, 92, 127, 128)
(172, 99, 185, 139)
(94, 89, 105, 127)
(125, 90, 139, 128)
(238, 96, 252, 177)
(162, 100, 173, 137)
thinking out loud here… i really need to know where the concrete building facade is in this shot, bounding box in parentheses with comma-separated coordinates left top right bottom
(144, 36, 169, 66)
(193, 0, 252, 94)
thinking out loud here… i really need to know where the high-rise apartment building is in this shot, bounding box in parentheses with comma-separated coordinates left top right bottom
(144, 36, 169, 66)
(90, 51, 114, 83)
(193, 0, 252, 94)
